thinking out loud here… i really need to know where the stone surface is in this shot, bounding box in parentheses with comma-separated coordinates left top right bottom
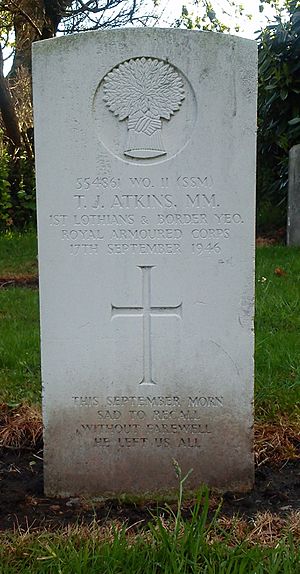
(287, 144, 300, 246)
(33, 29, 257, 497)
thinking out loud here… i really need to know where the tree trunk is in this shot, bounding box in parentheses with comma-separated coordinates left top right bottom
(8, 0, 72, 78)
(9, 0, 49, 77)
(0, 45, 21, 148)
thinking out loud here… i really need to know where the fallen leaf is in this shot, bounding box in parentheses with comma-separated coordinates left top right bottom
(274, 267, 286, 276)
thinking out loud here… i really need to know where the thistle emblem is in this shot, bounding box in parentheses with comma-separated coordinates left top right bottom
(103, 57, 185, 159)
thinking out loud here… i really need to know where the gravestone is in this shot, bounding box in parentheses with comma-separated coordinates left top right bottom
(33, 29, 257, 496)
(287, 144, 300, 246)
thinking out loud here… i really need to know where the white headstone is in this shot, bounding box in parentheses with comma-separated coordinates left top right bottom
(287, 144, 300, 246)
(33, 29, 257, 496)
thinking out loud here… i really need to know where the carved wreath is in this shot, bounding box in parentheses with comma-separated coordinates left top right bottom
(103, 57, 185, 159)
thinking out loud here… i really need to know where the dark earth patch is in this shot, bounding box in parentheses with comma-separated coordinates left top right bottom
(0, 445, 299, 532)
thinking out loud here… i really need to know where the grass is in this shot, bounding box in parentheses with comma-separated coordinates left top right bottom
(255, 246, 300, 418)
(0, 480, 299, 572)
(0, 229, 37, 276)
(0, 288, 41, 404)
(0, 526, 298, 573)
(0, 468, 299, 573)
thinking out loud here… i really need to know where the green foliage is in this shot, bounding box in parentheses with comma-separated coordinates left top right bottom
(13, 153, 37, 228)
(257, 1, 300, 223)
(0, 146, 12, 228)
(0, 144, 36, 230)
(175, 1, 253, 33)
(177, 2, 231, 32)
(0, 8, 13, 49)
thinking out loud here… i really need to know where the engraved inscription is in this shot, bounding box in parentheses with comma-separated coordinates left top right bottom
(48, 174, 245, 259)
(72, 395, 224, 409)
(73, 394, 224, 449)
(103, 58, 185, 159)
(111, 266, 182, 385)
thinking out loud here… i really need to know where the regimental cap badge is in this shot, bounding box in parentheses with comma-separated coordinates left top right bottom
(103, 57, 185, 159)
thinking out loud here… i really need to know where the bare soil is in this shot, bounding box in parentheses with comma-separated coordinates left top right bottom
(0, 444, 299, 532)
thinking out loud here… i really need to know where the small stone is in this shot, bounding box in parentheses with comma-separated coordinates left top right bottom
(66, 498, 81, 507)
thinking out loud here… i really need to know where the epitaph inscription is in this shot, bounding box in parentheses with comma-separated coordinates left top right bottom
(103, 58, 185, 159)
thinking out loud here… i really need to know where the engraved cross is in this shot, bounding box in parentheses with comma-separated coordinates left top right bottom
(111, 266, 182, 385)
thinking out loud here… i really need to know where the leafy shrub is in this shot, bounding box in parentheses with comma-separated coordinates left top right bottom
(12, 152, 36, 229)
(0, 144, 36, 230)
(0, 144, 12, 229)
(257, 1, 300, 229)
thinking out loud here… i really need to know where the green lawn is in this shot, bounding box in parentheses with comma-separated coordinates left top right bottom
(0, 288, 40, 404)
(255, 246, 300, 418)
(0, 528, 298, 574)
(0, 234, 299, 420)
(0, 229, 37, 275)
